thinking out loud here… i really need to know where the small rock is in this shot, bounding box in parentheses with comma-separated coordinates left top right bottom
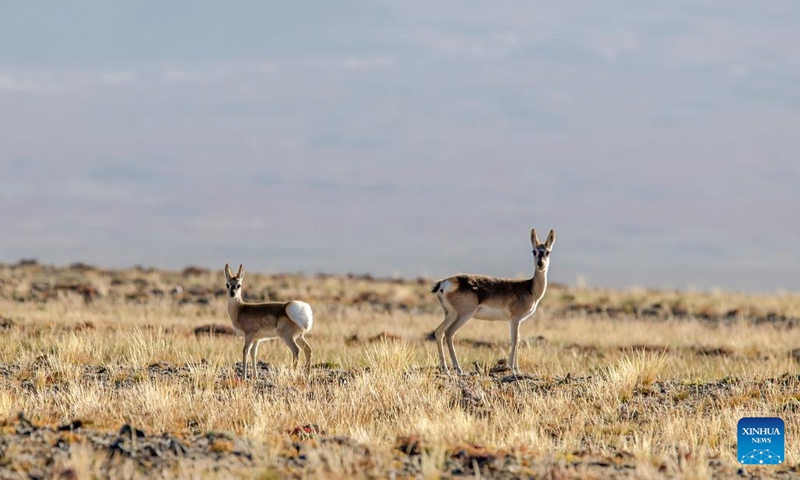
(57, 420, 84, 431)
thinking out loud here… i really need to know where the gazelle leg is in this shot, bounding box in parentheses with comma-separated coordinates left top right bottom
(509, 318, 522, 375)
(251, 340, 260, 380)
(433, 309, 458, 372)
(297, 336, 312, 374)
(242, 335, 255, 380)
(444, 309, 478, 375)
(279, 332, 301, 370)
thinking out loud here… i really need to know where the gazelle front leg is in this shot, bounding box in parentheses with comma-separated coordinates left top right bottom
(242, 334, 256, 380)
(251, 340, 260, 380)
(508, 318, 523, 375)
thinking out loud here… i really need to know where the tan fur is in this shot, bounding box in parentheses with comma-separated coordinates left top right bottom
(432, 228, 555, 375)
(225, 264, 312, 379)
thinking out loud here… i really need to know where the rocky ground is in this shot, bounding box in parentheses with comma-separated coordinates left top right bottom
(1, 357, 798, 478)
(0, 261, 798, 478)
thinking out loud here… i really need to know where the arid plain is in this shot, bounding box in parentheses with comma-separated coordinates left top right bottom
(0, 261, 798, 478)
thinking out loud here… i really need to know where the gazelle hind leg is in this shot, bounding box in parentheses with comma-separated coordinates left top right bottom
(279, 331, 301, 370)
(433, 306, 458, 372)
(297, 335, 312, 373)
(444, 308, 478, 375)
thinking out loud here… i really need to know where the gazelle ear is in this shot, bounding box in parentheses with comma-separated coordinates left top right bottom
(224, 263, 233, 279)
(236, 264, 244, 280)
(530, 228, 541, 247)
(545, 229, 556, 249)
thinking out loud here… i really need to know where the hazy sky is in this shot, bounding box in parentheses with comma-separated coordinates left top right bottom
(1, 1, 798, 291)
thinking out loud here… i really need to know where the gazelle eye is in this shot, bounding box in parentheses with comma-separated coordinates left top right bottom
(226, 283, 230, 288)
(545, 251, 550, 257)
(235, 285, 241, 289)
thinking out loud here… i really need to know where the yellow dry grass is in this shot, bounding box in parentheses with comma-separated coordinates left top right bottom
(0, 263, 797, 478)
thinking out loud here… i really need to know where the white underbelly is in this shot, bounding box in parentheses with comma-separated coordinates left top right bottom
(473, 305, 510, 321)
(473, 305, 538, 322)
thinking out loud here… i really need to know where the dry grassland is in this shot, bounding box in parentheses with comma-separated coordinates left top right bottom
(0, 261, 798, 478)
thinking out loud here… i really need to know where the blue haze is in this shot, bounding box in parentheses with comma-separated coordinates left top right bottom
(1, 1, 799, 291)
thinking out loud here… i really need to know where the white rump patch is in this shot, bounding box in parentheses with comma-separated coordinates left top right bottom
(286, 301, 313, 332)
(438, 279, 457, 295)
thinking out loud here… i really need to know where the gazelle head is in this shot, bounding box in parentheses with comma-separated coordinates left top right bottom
(224, 263, 244, 300)
(531, 228, 556, 272)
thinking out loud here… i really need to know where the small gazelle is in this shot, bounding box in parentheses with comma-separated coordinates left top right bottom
(431, 228, 555, 375)
(224, 264, 313, 379)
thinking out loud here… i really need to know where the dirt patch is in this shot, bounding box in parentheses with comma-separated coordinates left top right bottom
(54, 283, 100, 302)
(193, 324, 236, 336)
(345, 332, 405, 345)
(64, 321, 96, 332)
(0, 360, 365, 391)
(693, 346, 735, 357)
(1, 414, 254, 478)
(0, 372, 797, 478)
(182, 266, 210, 277)
(562, 343, 751, 359)
(560, 302, 800, 327)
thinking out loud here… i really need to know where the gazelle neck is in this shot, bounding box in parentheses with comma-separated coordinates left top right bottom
(531, 266, 548, 301)
(227, 295, 243, 320)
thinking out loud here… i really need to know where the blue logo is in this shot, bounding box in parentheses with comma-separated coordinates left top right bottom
(738, 417, 784, 465)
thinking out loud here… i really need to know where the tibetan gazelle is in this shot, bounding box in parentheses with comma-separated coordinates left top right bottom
(224, 264, 313, 379)
(431, 228, 555, 375)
